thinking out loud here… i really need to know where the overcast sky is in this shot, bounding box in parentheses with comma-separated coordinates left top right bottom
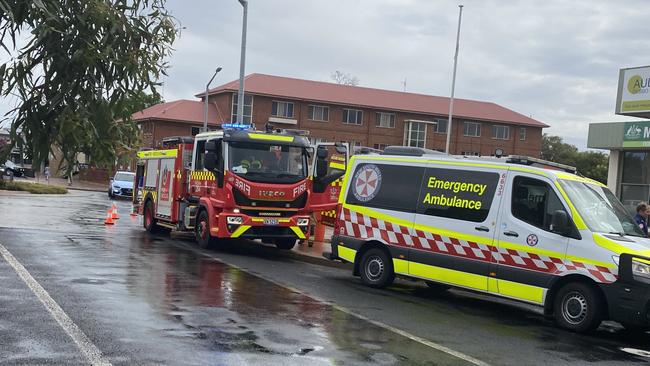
(3, 0, 649, 149)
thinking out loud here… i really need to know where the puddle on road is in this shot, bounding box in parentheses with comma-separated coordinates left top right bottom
(123, 237, 460, 365)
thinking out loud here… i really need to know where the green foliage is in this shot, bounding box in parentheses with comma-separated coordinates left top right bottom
(541, 134, 609, 183)
(0, 0, 177, 176)
(0, 179, 67, 194)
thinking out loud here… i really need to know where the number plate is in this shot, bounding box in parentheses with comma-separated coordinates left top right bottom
(263, 218, 279, 225)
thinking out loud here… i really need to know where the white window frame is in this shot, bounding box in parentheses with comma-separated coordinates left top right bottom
(434, 118, 448, 134)
(375, 112, 395, 128)
(272, 100, 294, 118)
(492, 125, 510, 140)
(231, 93, 254, 124)
(404, 121, 427, 148)
(343, 108, 363, 125)
(519, 127, 527, 141)
(308, 105, 329, 122)
(373, 143, 388, 150)
(463, 121, 481, 137)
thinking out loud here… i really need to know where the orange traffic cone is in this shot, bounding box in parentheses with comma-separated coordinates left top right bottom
(111, 204, 119, 220)
(104, 210, 114, 225)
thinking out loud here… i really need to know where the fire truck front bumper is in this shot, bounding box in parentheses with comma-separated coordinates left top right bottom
(217, 213, 311, 240)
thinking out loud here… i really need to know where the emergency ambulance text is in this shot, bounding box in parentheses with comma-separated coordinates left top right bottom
(426, 177, 487, 196)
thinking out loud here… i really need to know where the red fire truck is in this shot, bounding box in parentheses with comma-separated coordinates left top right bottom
(133, 124, 348, 250)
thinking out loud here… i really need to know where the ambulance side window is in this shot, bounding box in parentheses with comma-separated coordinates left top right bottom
(511, 176, 567, 232)
(194, 140, 206, 170)
(345, 163, 423, 213)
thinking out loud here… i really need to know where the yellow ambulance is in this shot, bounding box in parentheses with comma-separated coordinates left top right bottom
(326, 147, 650, 333)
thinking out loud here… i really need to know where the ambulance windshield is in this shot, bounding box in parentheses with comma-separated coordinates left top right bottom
(559, 179, 645, 237)
(228, 141, 307, 183)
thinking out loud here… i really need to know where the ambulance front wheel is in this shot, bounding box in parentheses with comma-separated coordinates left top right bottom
(360, 248, 395, 288)
(553, 282, 604, 333)
(195, 210, 217, 249)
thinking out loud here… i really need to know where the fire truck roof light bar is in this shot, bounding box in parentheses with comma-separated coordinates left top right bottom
(220, 123, 253, 130)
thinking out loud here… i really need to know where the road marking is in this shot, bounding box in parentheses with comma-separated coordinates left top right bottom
(176, 241, 490, 366)
(0, 242, 112, 366)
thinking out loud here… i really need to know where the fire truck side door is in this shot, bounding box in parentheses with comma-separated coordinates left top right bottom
(311, 142, 349, 193)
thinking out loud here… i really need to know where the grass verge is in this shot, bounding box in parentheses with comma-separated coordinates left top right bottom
(0, 180, 68, 194)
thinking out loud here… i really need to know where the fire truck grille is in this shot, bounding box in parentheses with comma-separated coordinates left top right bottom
(233, 190, 307, 209)
(240, 209, 296, 218)
(240, 226, 295, 238)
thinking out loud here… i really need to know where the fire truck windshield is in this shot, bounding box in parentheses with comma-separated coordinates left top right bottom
(228, 141, 307, 183)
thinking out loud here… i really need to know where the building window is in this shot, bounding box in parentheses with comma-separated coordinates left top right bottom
(191, 126, 202, 136)
(462, 151, 481, 156)
(308, 105, 329, 122)
(519, 127, 526, 141)
(343, 109, 363, 125)
(434, 118, 448, 134)
(310, 137, 328, 145)
(373, 143, 388, 150)
(405, 121, 426, 148)
(375, 112, 395, 128)
(463, 121, 481, 137)
(272, 101, 294, 118)
(492, 125, 510, 140)
(342, 140, 362, 147)
(231, 93, 253, 124)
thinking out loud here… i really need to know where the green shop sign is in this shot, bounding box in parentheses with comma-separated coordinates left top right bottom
(623, 121, 650, 147)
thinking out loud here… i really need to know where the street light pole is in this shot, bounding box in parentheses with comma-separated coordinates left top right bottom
(204, 67, 222, 132)
(445, 4, 464, 154)
(236, 0, 248, 125)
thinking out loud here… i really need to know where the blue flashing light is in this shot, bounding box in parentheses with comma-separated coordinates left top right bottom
(221, 123, 252, 130)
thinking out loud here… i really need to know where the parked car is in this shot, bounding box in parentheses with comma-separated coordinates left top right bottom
(3, 160, 24, 178)
(109, 171, 135, 199)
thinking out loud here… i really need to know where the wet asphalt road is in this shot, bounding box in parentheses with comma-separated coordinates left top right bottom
(0, 191, 650, 365)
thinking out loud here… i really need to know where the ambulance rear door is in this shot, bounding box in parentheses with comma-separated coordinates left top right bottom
(411, 162, 506, 292)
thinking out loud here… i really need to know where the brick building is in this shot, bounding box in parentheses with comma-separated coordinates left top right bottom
(132, 99, 221, 149)
(135, 73, 548, 156)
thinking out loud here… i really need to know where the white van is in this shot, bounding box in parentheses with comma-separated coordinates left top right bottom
(325, 147, 650, 333)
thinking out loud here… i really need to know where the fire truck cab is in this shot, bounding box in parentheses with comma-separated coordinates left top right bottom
(135, 124, 347, 250)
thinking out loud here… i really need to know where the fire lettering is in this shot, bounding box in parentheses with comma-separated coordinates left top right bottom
(293, 183, 307, 198)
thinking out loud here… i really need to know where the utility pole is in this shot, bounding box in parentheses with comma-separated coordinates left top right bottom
(236, 0, 248, 125)
(204, 67, 222, 132)
(445, 5, 464, 154)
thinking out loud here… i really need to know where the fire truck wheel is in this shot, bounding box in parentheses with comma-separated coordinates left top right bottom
(143, 200, 161, 233)
(553, 281, 604, 333)
(274, 238, 296, 250)
(360, 248, 395, 288)
(195, 210, 216, 249)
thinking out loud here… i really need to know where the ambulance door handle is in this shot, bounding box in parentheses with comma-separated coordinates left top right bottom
(474, 226, 490, 232)
(503, 230, 519, 237)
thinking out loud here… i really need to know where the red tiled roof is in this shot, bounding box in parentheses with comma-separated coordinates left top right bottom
(131, 99, 221, 125)
(202, 73, 548, 128)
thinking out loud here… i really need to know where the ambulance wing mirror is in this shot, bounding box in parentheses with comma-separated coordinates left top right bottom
(550, 210, 569, 235)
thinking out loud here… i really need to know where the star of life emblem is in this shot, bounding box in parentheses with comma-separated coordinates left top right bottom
(352, 164, 382, 202)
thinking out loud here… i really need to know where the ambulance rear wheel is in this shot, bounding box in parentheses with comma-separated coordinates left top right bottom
(274, 238, 296, 250)
(554, 282, 604, 333)
(360, 248, 394, 288)
(195, 210, 216, 249)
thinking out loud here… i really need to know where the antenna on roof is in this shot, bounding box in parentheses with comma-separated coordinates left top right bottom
(402, 78, 407, 92)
